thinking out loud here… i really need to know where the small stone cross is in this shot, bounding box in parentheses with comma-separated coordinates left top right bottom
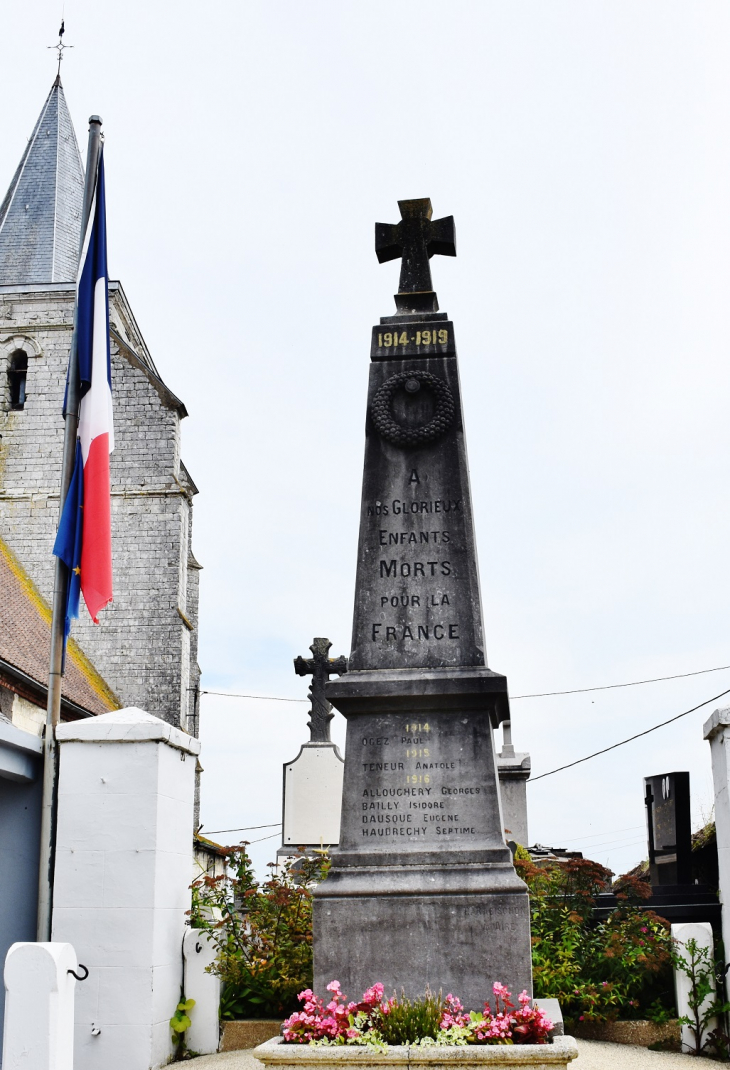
(375, 198, 456, 311)
(293, 638, 348, 743)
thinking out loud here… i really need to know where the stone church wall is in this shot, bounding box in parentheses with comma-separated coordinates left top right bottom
(0, 282, 199, 727)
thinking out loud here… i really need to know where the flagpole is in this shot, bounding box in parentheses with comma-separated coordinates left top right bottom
(37, 114, 103, 942)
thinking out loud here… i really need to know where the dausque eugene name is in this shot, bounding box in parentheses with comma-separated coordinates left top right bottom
(358, 721, 480, 840)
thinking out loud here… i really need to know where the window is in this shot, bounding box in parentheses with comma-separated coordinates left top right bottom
(8, 351, 27, 410)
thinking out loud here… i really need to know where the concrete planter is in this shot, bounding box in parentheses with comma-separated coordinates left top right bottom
(570, 1018, 679, 1049)
(254, 1035, 579, 1069)
(221, 1020, 282, 1051)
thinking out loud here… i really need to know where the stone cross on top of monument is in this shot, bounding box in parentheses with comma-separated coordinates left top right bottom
(375, 198, 456, 315)
(293, 638, 348, 743)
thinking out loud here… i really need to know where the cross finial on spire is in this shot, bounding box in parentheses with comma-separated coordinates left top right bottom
(375, 198, 456, 315)
(48, 19, 73, 81)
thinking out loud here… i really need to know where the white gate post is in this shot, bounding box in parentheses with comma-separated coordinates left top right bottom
(2, 942, 77, 1070)
(671, 922, 718, 1054)
(183, 928, 220, 1054)
(52, 707, 200, 1070)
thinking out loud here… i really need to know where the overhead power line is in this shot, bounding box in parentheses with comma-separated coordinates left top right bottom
(201, 691, 307, 703)
(551, 824, 644, 844)
(512, 663, 730, 700)
(530, 686, 730, 783)
(204, 822, 281, 835)
(200, 663, 730, 707)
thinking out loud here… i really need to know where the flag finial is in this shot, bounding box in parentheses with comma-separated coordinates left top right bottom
(48, 18, 73, 81)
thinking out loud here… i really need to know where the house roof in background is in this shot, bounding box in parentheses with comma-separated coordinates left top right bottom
(0, 537, 119, 716)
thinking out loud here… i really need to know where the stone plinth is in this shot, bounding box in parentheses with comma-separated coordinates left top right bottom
(314, 286, 531, 1010)
(52, 707, 200, 1070)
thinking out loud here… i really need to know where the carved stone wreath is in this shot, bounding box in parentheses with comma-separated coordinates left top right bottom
(370, 370, 456, 447)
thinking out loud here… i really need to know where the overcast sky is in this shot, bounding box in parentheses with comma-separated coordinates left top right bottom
(4, 1, 730, 878)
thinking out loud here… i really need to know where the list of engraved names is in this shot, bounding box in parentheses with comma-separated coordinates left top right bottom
(351, 712, 490, 847)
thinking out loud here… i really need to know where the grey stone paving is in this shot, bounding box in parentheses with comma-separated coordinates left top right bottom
(186, 1040, 704, 1069)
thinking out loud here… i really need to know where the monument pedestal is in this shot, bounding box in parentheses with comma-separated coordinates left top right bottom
(315, 669, 532, 1009)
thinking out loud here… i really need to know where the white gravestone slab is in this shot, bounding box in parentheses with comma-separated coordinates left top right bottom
(671, 922, 718, 1054)
(3, 942, 77, 1070)
(183, 928, 220, 1055)
(52, 707, 200, 1070)
(282, 743, 344, 851)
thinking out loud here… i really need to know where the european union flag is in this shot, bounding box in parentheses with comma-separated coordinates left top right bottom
(52, 440, 84, 651)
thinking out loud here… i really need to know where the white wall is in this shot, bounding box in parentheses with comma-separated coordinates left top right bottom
(52, 707, 200, 1070)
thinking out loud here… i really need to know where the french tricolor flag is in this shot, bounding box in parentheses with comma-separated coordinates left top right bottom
(54, 148, 114, 638)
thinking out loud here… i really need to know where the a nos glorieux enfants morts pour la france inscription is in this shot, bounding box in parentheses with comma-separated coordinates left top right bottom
(350, 342, 486, 671)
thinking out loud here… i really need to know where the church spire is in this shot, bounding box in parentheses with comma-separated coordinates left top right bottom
(0, 78, 84, 285)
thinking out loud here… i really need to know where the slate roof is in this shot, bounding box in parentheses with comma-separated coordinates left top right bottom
(0, 537, 119, 717)
(0, 77, 84, 285)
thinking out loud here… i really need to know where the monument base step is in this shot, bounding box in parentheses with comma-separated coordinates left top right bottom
(254, 1035, 579, 1068)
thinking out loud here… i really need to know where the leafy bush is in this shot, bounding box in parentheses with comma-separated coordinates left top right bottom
(190, 845, 329, 1020)
(514, 855, 674, 1024)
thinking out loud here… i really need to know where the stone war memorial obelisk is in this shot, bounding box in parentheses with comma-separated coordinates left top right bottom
(313, 199, 532, 1009)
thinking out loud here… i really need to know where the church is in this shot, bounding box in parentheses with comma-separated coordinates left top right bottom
(0, 75, 201, 732)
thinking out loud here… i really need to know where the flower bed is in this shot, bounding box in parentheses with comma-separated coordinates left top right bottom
(279, 981, 558, 1049)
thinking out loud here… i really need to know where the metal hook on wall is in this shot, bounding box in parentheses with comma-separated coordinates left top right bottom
(68, 964, 89, 981)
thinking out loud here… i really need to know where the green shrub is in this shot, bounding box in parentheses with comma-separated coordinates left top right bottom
(190, 845, 329, 1020)
(514, 856, 674, 1024)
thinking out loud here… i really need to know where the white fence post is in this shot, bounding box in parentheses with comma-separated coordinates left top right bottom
(183, 928, 220, 1055)
(671, 922, 718, 1055)
(3, 942, 77, 1070)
